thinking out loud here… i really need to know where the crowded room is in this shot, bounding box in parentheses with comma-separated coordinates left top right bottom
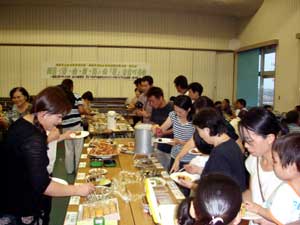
(0, 0, 300, 225)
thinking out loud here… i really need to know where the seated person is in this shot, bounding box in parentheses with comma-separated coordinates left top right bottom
(176, 173, 242, 225)
(245, 133, 300, 224)
(285, 110, 300, 133)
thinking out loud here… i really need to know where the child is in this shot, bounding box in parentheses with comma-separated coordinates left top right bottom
(245, 133, 300, 224)
(176, 173, 242, 225)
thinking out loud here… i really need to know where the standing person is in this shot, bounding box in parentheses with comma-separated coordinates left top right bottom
(222, 98, 233, 120)
(2, 87, 32, 127)
(134, 78, 143, 93)
(0, 86, 95, 225)
(187, 82, 203, 103)
(81, 91, 94, 131)
(176, 107, 247, 192)
(245, 133, 300, 224)
(147, 86, 173, 170)
(155, 95, 195, 171)
(136, 75, 154, 123)
(239, 107, 283, 225)
(59, 79, 84, 174)
(174, 75, 189, 95)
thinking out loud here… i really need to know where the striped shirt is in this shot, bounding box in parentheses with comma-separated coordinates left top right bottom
(169, 111, 195, 162)
(62, 93, 82, 128)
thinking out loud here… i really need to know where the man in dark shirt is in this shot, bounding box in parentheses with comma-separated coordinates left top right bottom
(147, 86, 173, 169)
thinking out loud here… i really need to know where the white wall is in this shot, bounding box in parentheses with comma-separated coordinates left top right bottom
(0, 46, 234, 101)
(0, 6, 236, 101)
(238, 0, 300, 112)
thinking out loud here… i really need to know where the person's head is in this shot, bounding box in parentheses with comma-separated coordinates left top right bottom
(141, 75, 153, 94)
(146, 86, 165, 109)
(295, 105, 300, 112)
(263, 104, 273, 112)
(188, 82, 203, 101)
(61, 79, 74, 92)
(82, 91, 94, 102)
(134, 88, 141, 98)
(272, 133, 300, 181)
(221, 99, 230, 110)
(134, 78, 143, 93)
(9, 87, 30, 107)
(193, 107, 227, 144)
(174, 75, 188, 94)
(176, 197, 195, 225)
(238, 107, 281, 157)
(194, 96, 214, 113)
(192, 173, 242, 225)
(173, 95, 193, 121)
(235, 99, 246, 110)
(285, 110, 300, 125)
(32, 86, 72, 131)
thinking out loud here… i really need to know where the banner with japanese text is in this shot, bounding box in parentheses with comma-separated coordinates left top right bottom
(45, 63, 150, 79)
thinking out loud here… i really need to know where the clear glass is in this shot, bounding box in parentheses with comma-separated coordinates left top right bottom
(262, 78, 275, 106)
(264, 52, 276, 71)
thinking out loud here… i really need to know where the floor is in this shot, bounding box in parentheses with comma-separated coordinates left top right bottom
(49, 142, 75, 225)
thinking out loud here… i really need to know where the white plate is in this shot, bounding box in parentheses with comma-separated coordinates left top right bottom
(70, 131, 90, 139)
(188, 148, 203, 155)
(154, 138, 174, 144)
(241, 211, 261, 220)
(88, 168, 108, 175)
(52, 177, 68, 185)
(170, 171, 200, 184)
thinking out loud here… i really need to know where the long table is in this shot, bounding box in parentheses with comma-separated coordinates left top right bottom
(64, 139, 155, 225)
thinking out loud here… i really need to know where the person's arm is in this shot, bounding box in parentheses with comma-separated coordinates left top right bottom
(245, 202, 282, 225)
(159, 117, 173, 132)
(44, 181, 95, 197)
(170, 137, 195, 172)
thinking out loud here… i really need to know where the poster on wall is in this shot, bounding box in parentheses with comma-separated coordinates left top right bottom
(44, 63, 151, 80)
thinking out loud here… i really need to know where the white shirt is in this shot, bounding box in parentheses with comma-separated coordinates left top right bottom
(265, 182, 300, 224)
(46, 131, 58, 174)
(245, 155, 282, 206)
(245, 155, 282, 225)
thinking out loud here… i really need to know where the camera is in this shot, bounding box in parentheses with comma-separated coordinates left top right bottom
(135, 101, 144, 109)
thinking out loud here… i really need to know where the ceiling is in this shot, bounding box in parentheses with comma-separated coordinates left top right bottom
(0, 0, 264, 18)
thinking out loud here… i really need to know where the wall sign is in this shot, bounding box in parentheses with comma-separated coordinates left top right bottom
(45, 63, 150, 79)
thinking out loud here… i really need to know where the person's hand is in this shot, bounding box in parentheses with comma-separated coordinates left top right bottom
(136, 109, 146, 117)
(232, 213, 241, 225)
(184, 164, 202, 174)
(75, 183, 95, 197)
(178, 178, 195, 189)
(244, 201, 261, 214)
(170, 159, 180, 173)
(47, 127, 60, 143)
(62, 130, 75, 140)
(155, 127, 163, 137)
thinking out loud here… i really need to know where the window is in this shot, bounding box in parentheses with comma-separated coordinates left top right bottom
(258, 46, 276, 106)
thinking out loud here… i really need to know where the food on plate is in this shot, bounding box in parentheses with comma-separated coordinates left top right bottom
(190, 149, 200, 154)
(88, 141, 118, 156)
(75, 131, 81, 136)
(177, 175, 192, 182)
(123, 142, 135, 151)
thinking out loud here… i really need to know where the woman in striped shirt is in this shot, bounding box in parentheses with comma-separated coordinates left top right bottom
(156, 95, 195, 171)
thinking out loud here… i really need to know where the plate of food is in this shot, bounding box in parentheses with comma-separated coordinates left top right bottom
(88, 168, 108, 175)
(188, 148, 203, 156)
(154, 138, 174, 144)
(70, 131, 90, 139)
(240, 204, 261, 220)
(170, 171, 200, 184)
(87, 141, 119, 159)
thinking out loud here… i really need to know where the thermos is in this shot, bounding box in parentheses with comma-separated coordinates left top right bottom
(107, 111, 116, 130)
(134, 123, 153, 155)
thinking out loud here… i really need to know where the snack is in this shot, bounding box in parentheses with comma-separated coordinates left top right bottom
(177, 175, 192, 182)
(88, 141, 118, 157)
(240, 203, 246, 217)
(75, 131, 81, 136)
